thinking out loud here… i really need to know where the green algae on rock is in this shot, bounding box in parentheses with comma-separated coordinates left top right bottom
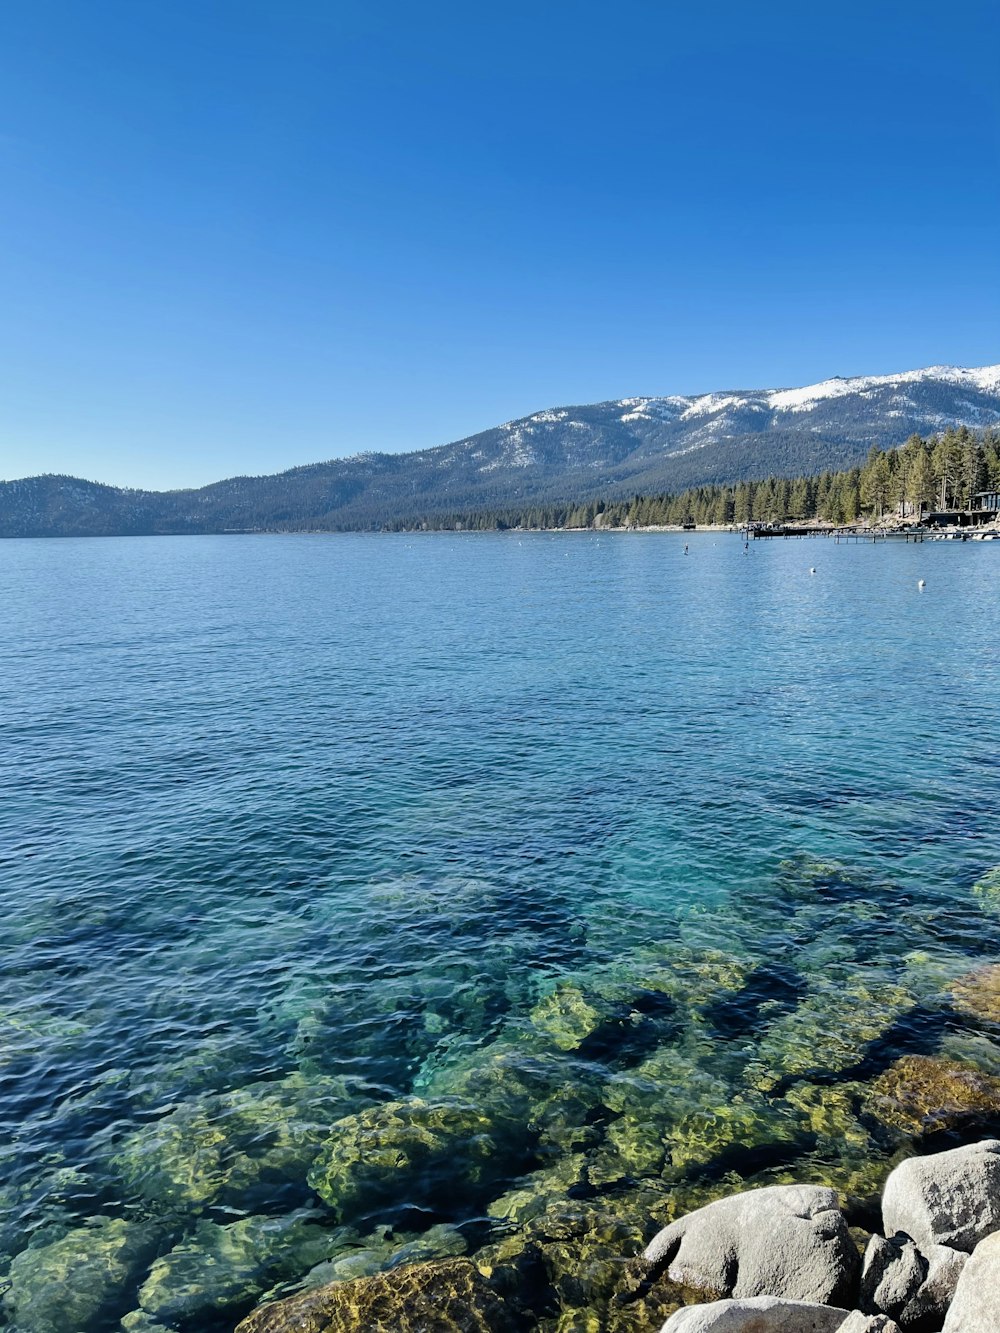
(307, 1097, 518, 1222)
(233, 1256, 526, 1333)
(530, 982, 606, 1051)
(477, 1188, 700, 1333)
(971, 866, 1000, 913)
(416, 1041, 606, 1153)
(783, 1081, 870, 1149)
(666, 1093, 803, 1173)
(2, 1218, 164, 1333)
(127, 1211, 346, 1329)
(953, 963, 1000, 1025)
(112, 1073, 369, 1212)
(749, 976, 915, 1090)
(865, 1055, 1000, 1136)
(293, 1220, 468, 1290)
(0, 1004, 90, 1066)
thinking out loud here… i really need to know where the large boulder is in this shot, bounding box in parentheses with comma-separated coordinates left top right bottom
(881, 1139, 1000, 1253)
(942, 1230, 1000, 1331)
(859, 1234, 924, 1321)
(659, 1296, 850, 1332)
(645, 1185, 860, 1307)
(898, 1243, 966, 1329)
(234, 1257, 523, 1332)
(859, 1232, 966, 1328)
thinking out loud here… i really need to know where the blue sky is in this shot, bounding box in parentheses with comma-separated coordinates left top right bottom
(1, 0, 998, 489)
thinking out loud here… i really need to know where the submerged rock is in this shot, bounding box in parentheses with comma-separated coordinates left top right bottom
(751, 979, 914, 1090)
(530, 982, 606, 1051)
(0, 1003, 90, 1066)
(307, 1097, 519, 1222)
(881, 1139, 1000, 1253)
(644, 1184, 861, 1307)
(234, 1256, 524, 1332)
(297, 1220, 467, 1288)
(865, 1057, 1000, 1137)
(970, 865, 1000, 914)
(598, 1047, 791, 1181)
(784, 1082, 870, 1150)
(665, 1094, 802, 1174)
(3, 1217, 164, 1333)
(660, 1295, 850, 1331)
(952, 963, 1000, 1025)
(417, 1041, 605, 1153)
(113, 1073, 367, 1212)
(478, 1187, 686, 1332)
(129, 1211, 345, 1328)
(529, 976, 679, 1068)
(646, 949, 755, 1014)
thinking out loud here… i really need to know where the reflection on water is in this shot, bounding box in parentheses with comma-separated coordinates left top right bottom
(1, 532, 999, 1330)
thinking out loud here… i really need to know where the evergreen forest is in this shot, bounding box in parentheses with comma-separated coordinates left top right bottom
(386, 428, 1000, 532)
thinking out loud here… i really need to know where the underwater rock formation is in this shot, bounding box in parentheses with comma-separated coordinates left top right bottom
(3, 1218, 164, 1333)
(124, 1211, 344, 1329)
(970, 866, 1000, 915)
(306, 1097, 520, 1222)
(233, 1256, 526, 1332)
(865, 1057, 1000, 1137)
(952, 964, 1000, 1026)
(750, 978, 915, 1090)
(112, 1074, 368, 1211)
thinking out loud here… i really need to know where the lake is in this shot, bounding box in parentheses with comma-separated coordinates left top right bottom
(2, 531, 1000, 1331)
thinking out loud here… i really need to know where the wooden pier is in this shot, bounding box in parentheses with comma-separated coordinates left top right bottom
(744, 523, 924, 543)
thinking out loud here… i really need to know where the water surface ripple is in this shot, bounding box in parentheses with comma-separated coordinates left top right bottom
(1, 532, 999, 1330)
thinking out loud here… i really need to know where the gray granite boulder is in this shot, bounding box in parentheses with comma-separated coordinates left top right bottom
(859, 1231, 966, 1328)
(899, 1243, 966, 1329)
(942, 1230, 1000, 1331)
(660, 1297, 850, 1332)
(645, 1185, 861, 1306)
(838, 1315, 902, 1332)
(882, 1139, 1000, 1253)
(859, 1233, 924, 1319)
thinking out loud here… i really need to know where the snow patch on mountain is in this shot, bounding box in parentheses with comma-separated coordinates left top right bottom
(767, 364, 1000, 413)
(681, 393, 748, 420)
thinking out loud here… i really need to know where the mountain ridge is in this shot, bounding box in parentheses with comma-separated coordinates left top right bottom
(4, 362, 1000, 536)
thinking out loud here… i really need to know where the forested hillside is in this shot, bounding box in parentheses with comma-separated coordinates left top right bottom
(388, 428, 1000, 531)
(3, 365, 1000, 536)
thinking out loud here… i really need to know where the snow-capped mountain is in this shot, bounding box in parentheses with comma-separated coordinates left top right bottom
(3, 364, 999, 535)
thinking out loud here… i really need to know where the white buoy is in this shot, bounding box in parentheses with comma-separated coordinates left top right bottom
(918, 579, 926, 589)
(809, 567, 816, 575)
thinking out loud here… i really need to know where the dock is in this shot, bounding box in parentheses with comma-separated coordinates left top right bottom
(744, 523, 925, 542)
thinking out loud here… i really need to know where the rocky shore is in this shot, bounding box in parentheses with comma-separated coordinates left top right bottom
(234, 1140, 1000, 1332)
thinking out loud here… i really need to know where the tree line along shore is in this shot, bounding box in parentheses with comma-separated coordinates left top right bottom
(384, 427, 1000, 532)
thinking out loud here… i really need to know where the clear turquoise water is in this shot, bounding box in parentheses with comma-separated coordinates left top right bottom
(2, 532, 1000, 1330)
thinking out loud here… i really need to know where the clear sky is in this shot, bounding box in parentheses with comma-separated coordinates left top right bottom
(1, 0, 998, 490)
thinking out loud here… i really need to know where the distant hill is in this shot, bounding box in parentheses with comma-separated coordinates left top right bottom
(3, 363, 1000, 536)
